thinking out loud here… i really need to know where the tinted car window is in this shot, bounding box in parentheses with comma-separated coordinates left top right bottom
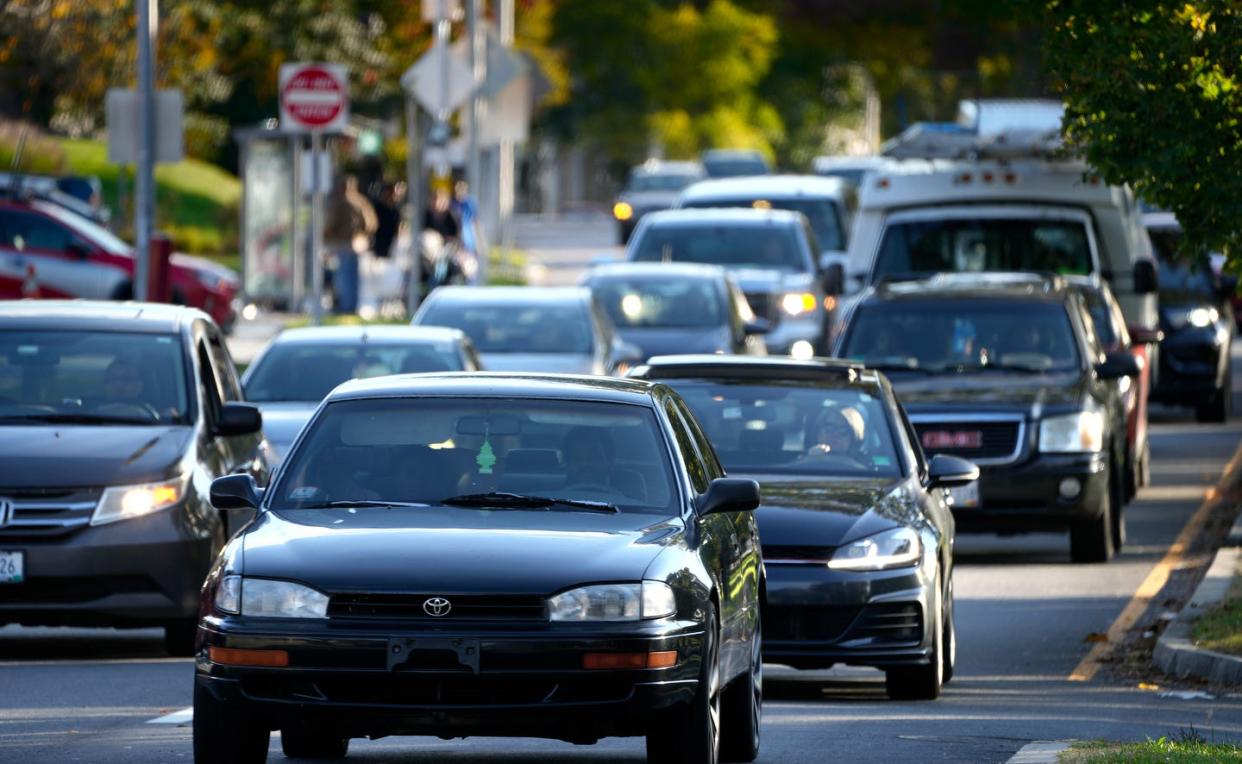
(419, 302, 595, 354)
(842, 300, 1081, 373)
(875, 219, 1093, 278)
(273, 398, 677, 514)
(0, 210, 75, 251)
(1150, 229, 1215, 301)
(0, 331, 190, 424)
(629, 174, 700, 192)
(592, 277, 725, 328)
(669, 380, 901, 478)
(631, 224, 807, 272)
(682, 198, 845, 251)
(1079, 289, 1120, 348)
(246, 342, 465, 403)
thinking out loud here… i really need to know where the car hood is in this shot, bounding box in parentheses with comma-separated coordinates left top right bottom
(730, 269, 813, 295)
(242, 507, 682, 593)
(478, 353, 600, 375)
(743, 475, 916, 548)
(618, 190, 681, 210)
(617, 327, 731, 359)
(256, 402, 319, 451)
(889, 372, 1085, 414)
(0, 425, 192, 487)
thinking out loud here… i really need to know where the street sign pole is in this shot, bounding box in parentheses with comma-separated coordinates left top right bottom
(405, 95, 423, 316)
(467, 0, 486, 282)
(134, 0, 158, 302)
(309, 131, 324, 326)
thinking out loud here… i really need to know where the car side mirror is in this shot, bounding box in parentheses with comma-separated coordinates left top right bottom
(822, 262, 845, 296)
(1126, 324, 1164, 345)
(926, 454, 979, 490)
(217, 402, 263, 437)
(211, 473, 261, 510)
(743, 317, 771, 336)
(697, 477, 761, 516)
(1133, 260, 1159, 294)
(1096, 350, 1142, 379)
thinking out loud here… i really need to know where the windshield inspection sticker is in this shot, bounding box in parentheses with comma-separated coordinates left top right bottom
(290, 486, 321, 500)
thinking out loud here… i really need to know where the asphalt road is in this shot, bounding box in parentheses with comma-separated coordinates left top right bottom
(2, 214, 1240, 763)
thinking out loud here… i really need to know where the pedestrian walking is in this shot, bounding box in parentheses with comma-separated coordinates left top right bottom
(323, 174, 377, 314)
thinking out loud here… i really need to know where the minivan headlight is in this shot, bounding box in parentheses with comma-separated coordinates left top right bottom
(827, 527, 922, 571)
(240, 578, 330, 619)
(1039, 411, 1105, 453)
(548, 582, 676, 622)
(91, 477, 187, 526)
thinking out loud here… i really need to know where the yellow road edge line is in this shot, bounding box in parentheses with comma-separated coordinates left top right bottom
(1067, 440, 1242, 682)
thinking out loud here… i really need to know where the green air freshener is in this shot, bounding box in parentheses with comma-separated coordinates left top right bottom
(476, 439, 496, 474)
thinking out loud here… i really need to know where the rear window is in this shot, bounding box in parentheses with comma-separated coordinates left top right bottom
(628, 174, 700, 192)
(630, 223, 809, 273)
(245, 342, 464, 403)
(591, 277, 725, 328)
(875, 218, 1094, 279)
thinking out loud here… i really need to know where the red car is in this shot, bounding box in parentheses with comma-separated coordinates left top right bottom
(0, 198, 238, 330)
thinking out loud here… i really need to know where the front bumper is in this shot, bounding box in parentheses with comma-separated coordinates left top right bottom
(953, 452, 1108, 534)
(194, 618, 704, 741)
(1152, 329, 1228, 402)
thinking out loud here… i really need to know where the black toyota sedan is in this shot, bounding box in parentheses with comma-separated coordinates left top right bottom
(195, 374, 763, 764)
(630, 355, 977, 700)
(835, 273, 1141, 563)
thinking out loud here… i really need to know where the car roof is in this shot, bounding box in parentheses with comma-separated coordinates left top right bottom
(327, 372, 663, 405)
(273, 324, 467, 346)
(422, 286, 591, 305)
(639, 208, 804, 228)
(863, 272, 1070, 302)
(630, 160, 704, 177)
(701, 148, 766, 161)
(0, 300, 204, 333)
(812, 155, 889, 172)
(584, 262, 726, 282)
(680, 174, 851, 202)
(633, 354, 881, 386)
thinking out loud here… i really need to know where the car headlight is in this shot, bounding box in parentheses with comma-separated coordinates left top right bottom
(613, 201, 634, 221)
(1039, 411, 1105, 453)
(215, 574, 242, 614)
(781, 292, 818, 316)
(239, 578, 329, 618)
(91, 476, 187, 526)
(827, 527, 922, 571)
(1163, 306, 1218, 330)
(548, 581, 676, 622)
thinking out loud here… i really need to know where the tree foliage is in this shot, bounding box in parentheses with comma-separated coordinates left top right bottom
(1044, 1, 1241, 260)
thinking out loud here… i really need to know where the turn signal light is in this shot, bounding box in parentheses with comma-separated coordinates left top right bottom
(583, 650, 677, 670)
(613, 201, 634, 221)
(208, 647, 289, 667)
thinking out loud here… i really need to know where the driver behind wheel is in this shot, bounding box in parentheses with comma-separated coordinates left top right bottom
(103, 355, 145, 404)
(805, 406, 866, 463)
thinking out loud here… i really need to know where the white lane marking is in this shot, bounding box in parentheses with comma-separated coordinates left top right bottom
(146, 707, 193, 725)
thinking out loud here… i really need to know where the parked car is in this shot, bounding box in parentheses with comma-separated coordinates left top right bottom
(626, 208, 833, 357)
(1144, 212, 1236, 422)
(613, 160, 706, 244)
(0, 301, 266, 654)
(631, 355, 976, 700)
(242, 325, 482, 464)
(411, 286, 641, 375)
(835, 273, 1140, 563)
(196, 373, 763, 763)
(0, 197, 239, 331)
(700, 149, 771, 178)
(581, 262, 769, 361)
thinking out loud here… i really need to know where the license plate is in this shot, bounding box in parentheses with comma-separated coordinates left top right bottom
(947, 482, 980, 509)
(0, 551, 23, 583)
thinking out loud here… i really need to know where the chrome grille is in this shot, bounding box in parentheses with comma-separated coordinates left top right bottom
(0, 488, 99, 539)
(328, 593, 548, 622)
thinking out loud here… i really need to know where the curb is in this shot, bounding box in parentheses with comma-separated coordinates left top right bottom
(1005, 740, 1071, 763)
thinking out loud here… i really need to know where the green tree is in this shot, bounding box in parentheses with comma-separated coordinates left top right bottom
(1044, 1, 1241, 261)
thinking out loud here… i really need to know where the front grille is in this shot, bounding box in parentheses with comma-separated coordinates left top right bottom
(328, 593, 548, 622)
(763, 545, 832, 563)
(842, 603, 923, 645)
(911, 419, 1022, 463)
(743, 292, 780, 326)
(0, 487, 100, 539)
(764, 605, 860, 642)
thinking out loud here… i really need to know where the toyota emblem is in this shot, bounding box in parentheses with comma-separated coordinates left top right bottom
(423, 597, 452, 617)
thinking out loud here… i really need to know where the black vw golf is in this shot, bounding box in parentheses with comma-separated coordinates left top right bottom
(631, 356, 977, 701)
(195, 374, 763, 764)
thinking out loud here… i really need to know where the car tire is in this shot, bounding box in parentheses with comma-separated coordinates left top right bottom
(720, 617, 761, 763)
(647, 604, 721, 764)
(942, 575, 956, 684)
(193, 682, 269, 764)
(163, 619, 198, 657)
(1070, 470, 1115, 564)
(280, 725, 350, 759)
(110, 282, 134, 301)
(1197, 370, 1231, 424)
(885, 569, 943, 701)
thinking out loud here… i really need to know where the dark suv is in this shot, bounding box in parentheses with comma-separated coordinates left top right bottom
(834, 273, 1140, 563)
(0, 301, 267, 653)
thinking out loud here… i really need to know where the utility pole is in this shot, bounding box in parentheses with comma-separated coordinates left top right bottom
(498, 0, 515, 254)
(134, 0, 158, 302)
(405, 96, 423, 316)
(467, 0, 486, 282)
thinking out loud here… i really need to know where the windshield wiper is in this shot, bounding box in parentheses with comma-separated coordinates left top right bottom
(0, 413, 156, 425)
(297, 500, 429, 509)
(441, 492, 619, 513)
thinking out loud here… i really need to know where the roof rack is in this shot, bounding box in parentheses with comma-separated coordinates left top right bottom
(637, 355, 869, 383)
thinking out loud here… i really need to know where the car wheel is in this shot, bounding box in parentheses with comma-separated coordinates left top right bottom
(280, 725, 350, 759)
(1110, 462, 1127, 553)
(647, 604, 721, 764)
(163, 619, 198, 657)
(885, 570, 943, 701)
(110, 282, 134, 301)
(1197, 369, 1231, 423)
(1070, 470, 1115, 564)
(720, 616, 761, 763)
(942, 575, 957, 684)
(193, 682, 269, 763)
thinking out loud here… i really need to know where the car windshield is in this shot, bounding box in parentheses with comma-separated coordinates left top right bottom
(419, 302, 595, 354)
(629, 174, 699, 192)
(0, 331, 190, 424)
(1149, 228, 1216, 302)
(682, 197, 845, 250)
(591, 277, 724, 328)
(630, 224, 808, 272)
(703, 159, 768, 177)
(667, 380, 901, 478)
(817, 168, 867, 186)
(272, 397, 678, 514)
(842, 300, 1081, 373)
(875, 218, 1094, 279)
(245, 342, 464, 403)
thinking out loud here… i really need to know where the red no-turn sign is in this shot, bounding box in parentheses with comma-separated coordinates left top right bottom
(279, 63, 349, 133)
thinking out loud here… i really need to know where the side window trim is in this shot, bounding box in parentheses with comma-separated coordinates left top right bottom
(662, 397, 710, 495)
